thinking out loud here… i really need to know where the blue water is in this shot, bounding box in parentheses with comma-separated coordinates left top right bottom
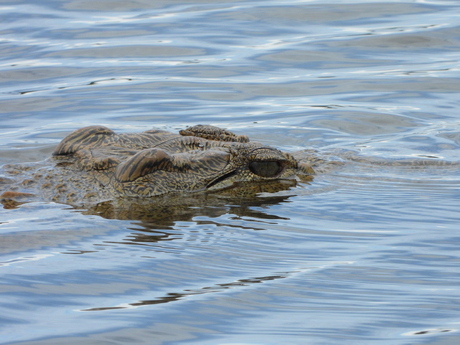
(1, 1, 460, 344)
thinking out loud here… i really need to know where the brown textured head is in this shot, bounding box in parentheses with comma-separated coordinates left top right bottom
(0, 125, 314, 205)
(111, 141, 307, 197)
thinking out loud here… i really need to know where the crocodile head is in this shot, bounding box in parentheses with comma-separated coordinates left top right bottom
(112, 141, 313, 197)
(52, 125, 315, 199)
(0, 125, 315, 210)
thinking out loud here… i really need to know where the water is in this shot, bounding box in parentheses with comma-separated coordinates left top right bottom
(1, 0, 460, 344)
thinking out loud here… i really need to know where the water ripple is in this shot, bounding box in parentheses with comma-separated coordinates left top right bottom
(1, 0, 460, 344)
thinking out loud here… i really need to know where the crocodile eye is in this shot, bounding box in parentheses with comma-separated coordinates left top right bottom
(249, 161, 283, 178)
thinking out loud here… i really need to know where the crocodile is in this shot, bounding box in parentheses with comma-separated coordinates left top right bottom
(0, 125, 320, 209)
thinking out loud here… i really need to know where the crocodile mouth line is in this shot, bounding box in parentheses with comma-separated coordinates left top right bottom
(206, 170, 237, 189)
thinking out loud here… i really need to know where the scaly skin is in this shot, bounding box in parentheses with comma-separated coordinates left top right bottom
(0, 125, 315, 207)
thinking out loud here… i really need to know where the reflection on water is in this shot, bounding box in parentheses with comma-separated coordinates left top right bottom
(83, 180, 299, 222)
(81, 272, 291, 312)
(1, 0, 460, 344)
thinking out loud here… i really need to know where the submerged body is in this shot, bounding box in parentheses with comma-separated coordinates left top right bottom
(0, 125, 316, 207)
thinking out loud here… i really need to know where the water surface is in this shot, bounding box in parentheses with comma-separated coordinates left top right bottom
(1, 0, 460, 344)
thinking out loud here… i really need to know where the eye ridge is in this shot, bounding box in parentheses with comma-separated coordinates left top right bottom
(249, 160, 284, 178)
